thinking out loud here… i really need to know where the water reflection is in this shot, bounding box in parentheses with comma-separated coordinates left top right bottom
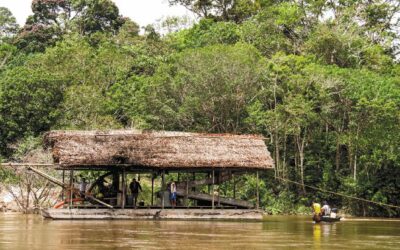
(313, 224, 321, 249)
(1, 214, 400, 250)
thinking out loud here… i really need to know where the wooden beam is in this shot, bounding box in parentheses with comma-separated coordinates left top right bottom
(176, 171, 232, 189)
(27, 167, 65, 187)
(62, 170, 65, 200)
(192, 172, 196, 206)
(175, 190, 254, 208)
(1, 163, 55, 167)
(161, 170, 165, 209)
(256, 171, 259, 209)
(212, 169, 215, 210)
(185, 174, 189, 206)
(122, 169, 126, 209)
(207, 172, 211, 194)
(233, 173, 236, 199)
(85, 194, 114, 209)
(151, 174, 154, 206)
(69, 170, 73, 209)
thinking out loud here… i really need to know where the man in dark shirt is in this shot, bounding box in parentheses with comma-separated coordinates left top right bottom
(129, 178, 142, 208)
(79, 177, 88, 198)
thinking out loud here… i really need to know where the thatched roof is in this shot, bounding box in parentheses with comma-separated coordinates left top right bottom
(44, 130, 274, 170)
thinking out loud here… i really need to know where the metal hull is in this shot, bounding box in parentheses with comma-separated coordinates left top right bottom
(42, 208, 265, 221)
(319, 216, 341, 223)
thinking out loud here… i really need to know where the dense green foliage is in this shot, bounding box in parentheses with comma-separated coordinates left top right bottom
(0, 0, 399, 216)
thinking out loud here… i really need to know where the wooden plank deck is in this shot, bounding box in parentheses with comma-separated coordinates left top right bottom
(176, 191, 254, 208)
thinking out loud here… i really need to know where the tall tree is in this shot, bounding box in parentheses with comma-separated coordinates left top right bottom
(168, 0, 262, 22)
(0, 67, 65, 154)
(71, 0, 125, 35)
(0, 7, 19, 41)
(15, 0, 125, 52)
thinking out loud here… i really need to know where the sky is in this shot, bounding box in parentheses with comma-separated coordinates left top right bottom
(0, 0, 192, 26)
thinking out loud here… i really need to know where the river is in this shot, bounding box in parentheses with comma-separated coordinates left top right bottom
(0, 214, 399, 249)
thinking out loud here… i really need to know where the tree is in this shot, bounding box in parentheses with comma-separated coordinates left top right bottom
(168, 0, 261, 22)
(116, 18, 140, 39)
(167, 19, 240, 50)
(109, 43, 267, 132)
(71, 0, 125, 35)
(0, 44, 17, 71)
(30, 0, 71, 26)
(0, 67, 65, 154)
(240, 2, 307, 57)
(29, 0, 124, 34)
(0, 7, 19, 41)
(15, 0, 125, 52)
(15, 23, 62, 53)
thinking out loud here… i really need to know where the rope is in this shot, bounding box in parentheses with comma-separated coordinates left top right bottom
(275, 176, 400, 210)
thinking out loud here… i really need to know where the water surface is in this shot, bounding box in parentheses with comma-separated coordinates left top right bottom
(0, 214, 399, 249)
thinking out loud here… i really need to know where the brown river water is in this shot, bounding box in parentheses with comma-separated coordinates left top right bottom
(0, 213, 399, 250)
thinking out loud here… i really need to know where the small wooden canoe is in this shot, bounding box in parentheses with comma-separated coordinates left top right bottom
(320, 216, 341, 222)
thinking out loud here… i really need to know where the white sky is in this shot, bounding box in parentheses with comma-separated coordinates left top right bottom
(0, 0, 192, 27)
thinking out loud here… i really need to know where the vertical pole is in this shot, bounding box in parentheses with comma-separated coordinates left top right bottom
(256, 171, 259, 210)
(185, 174, 189, 207)
(217, 172, 220, 207)
(217, 185, 220, 207)
(207, 172, 211, 194)
(151, 173, 154, 206)
(122, 169, 126, 209)
(69, 170, 73, 209)
(192, 173, 195, 191)
(233, 172, 236, 200)
(112, 172, 119, 206)
(161, 170, 165, 209)
(212, 169, 215, 210)
(192, 172, 196, 206)
(62, 170, 65, 201)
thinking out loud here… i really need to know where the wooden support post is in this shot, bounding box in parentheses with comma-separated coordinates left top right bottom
(212, 169, 215, 210)
(217, 172, 220, 207)
(69, 170, 73, 209)
(151, 173, 154, 206)
(161, 170, 165, 209)
(207, 172, 211, 194)
(185, 174, 189, 207)
(256, 171, 259, 209)
(217, 186, 220, 207)
(192, 173, 195, 190)
(233, 173, 236, 200)
(62, 170, 65, 201)
(122, 169, 126, 209)
(192, 172, 196, 206)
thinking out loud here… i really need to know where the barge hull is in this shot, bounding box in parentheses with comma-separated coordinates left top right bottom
(41, 208, 264, 221)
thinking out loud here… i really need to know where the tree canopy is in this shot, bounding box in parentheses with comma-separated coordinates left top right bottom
(0, 7, 19, 41)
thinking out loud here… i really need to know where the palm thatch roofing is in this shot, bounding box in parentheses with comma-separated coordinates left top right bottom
(44, 130, 274, 170)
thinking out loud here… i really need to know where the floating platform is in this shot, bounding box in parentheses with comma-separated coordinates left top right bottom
(41, 208, 265, 221)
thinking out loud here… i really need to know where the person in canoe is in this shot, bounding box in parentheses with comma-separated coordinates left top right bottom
(322, 201, 331, 216)
(311, 201, 322, 222)
(315, 201, 341, 222)
(330, 208, 338, 218)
